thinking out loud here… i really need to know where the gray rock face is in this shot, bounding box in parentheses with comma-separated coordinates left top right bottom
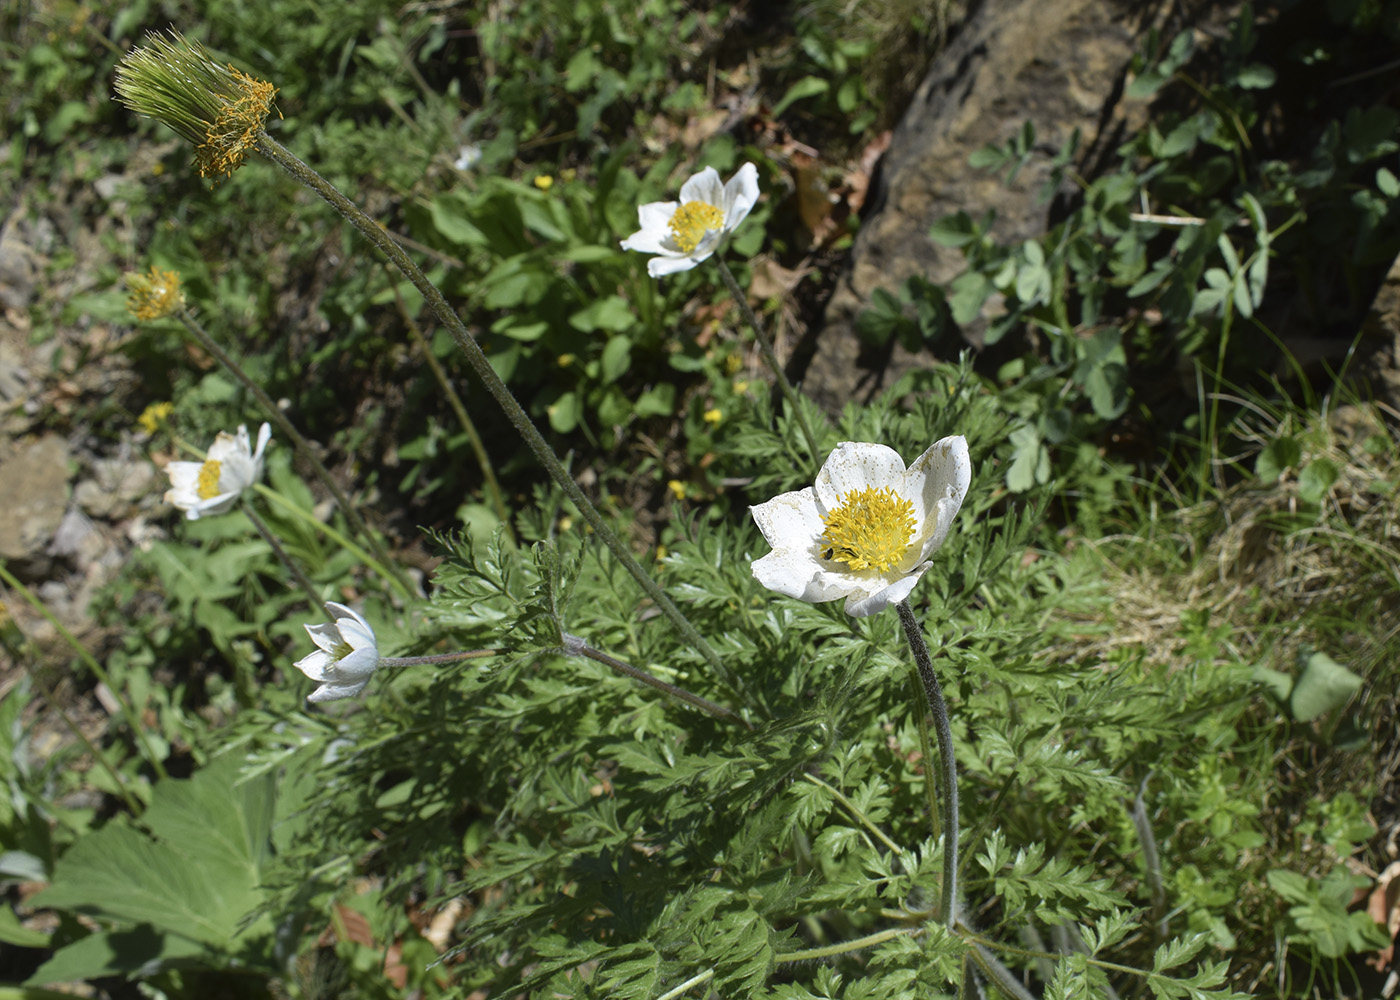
(807, 0, 1147, 410)
(0, 434, 72, 576)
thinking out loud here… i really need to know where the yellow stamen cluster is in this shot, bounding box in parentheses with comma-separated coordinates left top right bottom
(196, 459, 224, 500)
(125, 267, 185, 321)
(820, 485, 916, 573)
(669, 201, 724, 253)
(114, 31, 279, 180)
(330, 640, 354, 661)
(196, 68, 278, 178)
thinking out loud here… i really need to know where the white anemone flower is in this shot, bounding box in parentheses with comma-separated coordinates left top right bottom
(163, 422, 271, 519)
(619, 162, 760, 277)
(294, 602, 380, 703)
(749, 436, 972, 618)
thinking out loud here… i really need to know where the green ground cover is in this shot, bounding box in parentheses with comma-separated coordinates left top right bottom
(1, 1, 1398, 997)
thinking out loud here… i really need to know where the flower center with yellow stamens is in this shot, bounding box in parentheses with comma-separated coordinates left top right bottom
(196, 459, 223, 499)
(820, 485, 917, 573)
(330, 640, 354, 661)
(668, 201, 724, 254)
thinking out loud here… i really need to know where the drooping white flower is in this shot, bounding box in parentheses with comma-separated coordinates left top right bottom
(163, 423, 271, 519)
(619, 162, 760, 277)
(294, 602, 380, 703)
(749, 437, 971, 618)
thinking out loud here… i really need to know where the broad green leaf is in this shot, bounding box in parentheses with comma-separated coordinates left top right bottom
(1290, 651, 1362, 722)
(772, 76, 830, 116)
(1255, 436, 1301, 482)
(570, 295, 635, 333)
(1298, 459, 1338, 504)
(28, 927, 206, 986)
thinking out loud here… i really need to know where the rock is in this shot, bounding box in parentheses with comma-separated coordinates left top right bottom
(0, 216, 40, 311)
(0, 435, 71, 577)
(805, 0, 1146, 410)
(73, 455, 159, 519)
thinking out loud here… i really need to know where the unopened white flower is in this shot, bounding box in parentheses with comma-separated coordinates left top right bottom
(163, 423, 271, 519)
(620, 162, 760, 277)
(294, 602, 380, 703)
(749, 437, 971, 617)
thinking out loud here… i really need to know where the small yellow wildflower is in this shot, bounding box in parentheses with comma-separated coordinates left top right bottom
(125, 266, 185, 320)
(137, 401, 174, 434)
(703, 407, 723, 425)
(723, 353, 743, 375)
(667, 480, 686, 501)
(557, 353, 576, 367)
(734, 380, 750, 394)
(534, 175, 554, 191)
(558, 515, 573, 532)
(655, 545, 668, 562)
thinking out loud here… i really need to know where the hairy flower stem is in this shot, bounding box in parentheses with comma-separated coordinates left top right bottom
(380, 649, 503, 667)
(562, 633, 749, 727)
(255, 133, 738, 695)
(896, 598, 959, 931)
(713, 257, 822, 472)
(387, 273, 512, 539)
(173, 308, 413, 600)
(242, 501, 331, 622)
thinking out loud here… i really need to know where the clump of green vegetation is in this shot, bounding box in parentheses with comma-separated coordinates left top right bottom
(1, 0, 1397, 998)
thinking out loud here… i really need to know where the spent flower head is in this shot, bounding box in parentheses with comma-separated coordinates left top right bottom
(620, 163, 760, 277)
(125, 266, 185, 320)
(114, 30, 278, 178)
(749, 437, 971, 617)
(163, 422, 271, 519)
(137, 400, 174, 434)
(294, 602, 380, 703)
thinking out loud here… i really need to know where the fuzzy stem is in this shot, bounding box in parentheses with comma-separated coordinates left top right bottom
(654, 969, 714, 1000)
(713, 256, 822, 472)
(896, 598, 959, 931)
(173, 307, 413, 600)
(776, 926, 920, 963)
(254, 133, 737, 695)
(0, 562, 166, 783)
(561, 634, 749, 727)
(386, 271, 512, 538)
(242, 500, 330, 621)
(381, 649, 503, 666)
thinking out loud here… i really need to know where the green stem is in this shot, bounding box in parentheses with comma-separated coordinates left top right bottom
(908, 661, 943, 842)
(0, 562, 166, 782)
(173, 306, 413, 598)
(381, 649, 502, 666)
(713, 256, 822, 472)
(242, 500, 330, 621)
(896, 599, 959, 931)
(801, 772, 905, 856)
(386, 270, 513, 538)
(562, 634, 749, 728)
(0, 583, 144, 814)
(776, 926, 920, 963)
(250, 481, 406, 595)
(254, 133, 737, 696)
(654, 969, 714, 1000)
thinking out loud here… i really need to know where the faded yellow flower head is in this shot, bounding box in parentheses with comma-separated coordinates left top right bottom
(137, 401, 174, 434)
(125, 266, 185, 320)
(115, 30, 279, 178)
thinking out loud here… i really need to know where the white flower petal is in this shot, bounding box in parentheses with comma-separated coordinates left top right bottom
(307, 679, 370, 703)
(845, 563, 930, 617)
(722, 162, 760, 231)
(749, 488, 824, 547)
(752, 548, 853, 604)
(620, 228, 672, 255)
(813, 442, 909, 511)
(636, 200, 677, 230)
(906, 436, 971, 560)
(678, 166, 724, 207)
(648, 254, 702, 277)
